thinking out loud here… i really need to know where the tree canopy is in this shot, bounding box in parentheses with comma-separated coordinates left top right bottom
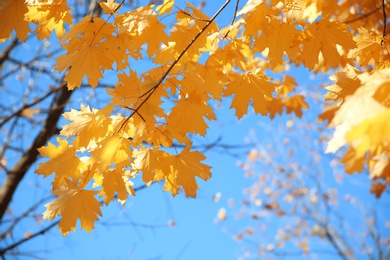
(0, 0, 389, 236)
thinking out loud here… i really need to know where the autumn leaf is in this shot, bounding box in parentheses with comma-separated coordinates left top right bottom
(43, 178, 102, 236)
(255, 19, 301, 66)
(100, 0, 121, 15)
(60, 104, 113, 148)
(26, 0, 72, 39)
(90, 133, 133, 172)
(36, 138, 87, 189)
(0, 0, 30, 42)
(154, 146, 212, 197)
(132, 147, 168, 184)
(348, 28, 390, 67)
(55, 15, 115, 89)
(298, 18, 355, 69)
(100, 169, 130, 205)
(224, 70, 276, 118)
(166, 90, 215, 136)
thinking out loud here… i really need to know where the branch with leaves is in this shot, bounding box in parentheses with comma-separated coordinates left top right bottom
(0, 0, 389, 239)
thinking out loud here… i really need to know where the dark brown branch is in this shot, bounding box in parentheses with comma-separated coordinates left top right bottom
(0, 81, 72, 221)
(382, 0, 387, 43)
(0, 38, 18, 67)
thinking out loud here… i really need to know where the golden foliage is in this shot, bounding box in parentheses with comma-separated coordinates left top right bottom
(2, 0, 389, 234)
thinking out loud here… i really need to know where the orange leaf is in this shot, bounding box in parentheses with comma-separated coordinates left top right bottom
(36, 138, 87, 189)
(43, 179, 102, 236)
(0, 0, 30, 42)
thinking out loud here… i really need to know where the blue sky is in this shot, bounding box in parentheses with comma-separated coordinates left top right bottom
(1, 0, 389, 259)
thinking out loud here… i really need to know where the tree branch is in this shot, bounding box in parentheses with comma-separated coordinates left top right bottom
(0, 81, 72, 221)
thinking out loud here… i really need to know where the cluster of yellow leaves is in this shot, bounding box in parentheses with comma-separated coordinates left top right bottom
(0, 0, 72, 42)
(3, 0, 389, 234)
(316, 0, 390, 198)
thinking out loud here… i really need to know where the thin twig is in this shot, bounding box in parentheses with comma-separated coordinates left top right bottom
(223, 0, 240, 39)
(0, 221, 59, 256)
(381, 0, 387, 44)
(345, 2, 390, 24)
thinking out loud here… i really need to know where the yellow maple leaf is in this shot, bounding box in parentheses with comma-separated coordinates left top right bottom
(26, 0, 72, 39)
(166, 90, 215, 136)
(100, 0, 121, 15)
(110, 71, 167, 125)
(90, 134, 133, 172)
(60, 104, 113, 148)
(238, 0, 278, 37)
(255, 19, 301, 66)
(340, 148, 366, 174)
(224, 70, 276, 118)
(346, 109, 390, 157)
(298, 18, 355, 69)
(43, 178, 102, 236)
(0, 0, 30, 42)
(324, 64, 361, 102)
(36, 138, 87, 189)
(132, 147, 168, 183)
(284, 94, 309, 118)
(209, 39, 253, 71)
(55, 15, 115, 89)
(348, 28, 390, 67)
(100, 169, 130, 205)
(154, 146, 211, 197)
(326, 69, 390, 153)
(162, 2, 217, 62)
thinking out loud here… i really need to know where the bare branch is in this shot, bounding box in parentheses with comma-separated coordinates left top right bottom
(0, 81, 72, 221)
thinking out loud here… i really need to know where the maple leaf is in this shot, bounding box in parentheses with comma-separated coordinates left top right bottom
(90, 133, 133, 172)
(36, 138, 87, 189)
(132, 147, 168, 183)
(116, 5, 168, 58)
(60, 104, 113, 148)
(255, 19, 301, 66)
(238, 0, 278, 37)
(284, 95, 309, 118)
(55, 15, 115, 89)
(43, 178, 102, 236)
(348, 28, 390, 67)
(340, 148, 366, 174)
(26, 0, 73, 39)
(109, 71, 167, 124)
(100, 169, 130, 205)
(100, 0, 121, 15)
(346, 109, 390, 157)
(298, 18, 355, 69)
(370, 181, 387, 198)
(161, 2, 217, 62)
(326, 69, 390, 153)
(209, 39, 253, 71)
(166, 90, 216, 136)
(0, 0, 30, 42)
(324, 65, 361, 102)
(154, 146, 212, 197)
(224, 70, 276, 118)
